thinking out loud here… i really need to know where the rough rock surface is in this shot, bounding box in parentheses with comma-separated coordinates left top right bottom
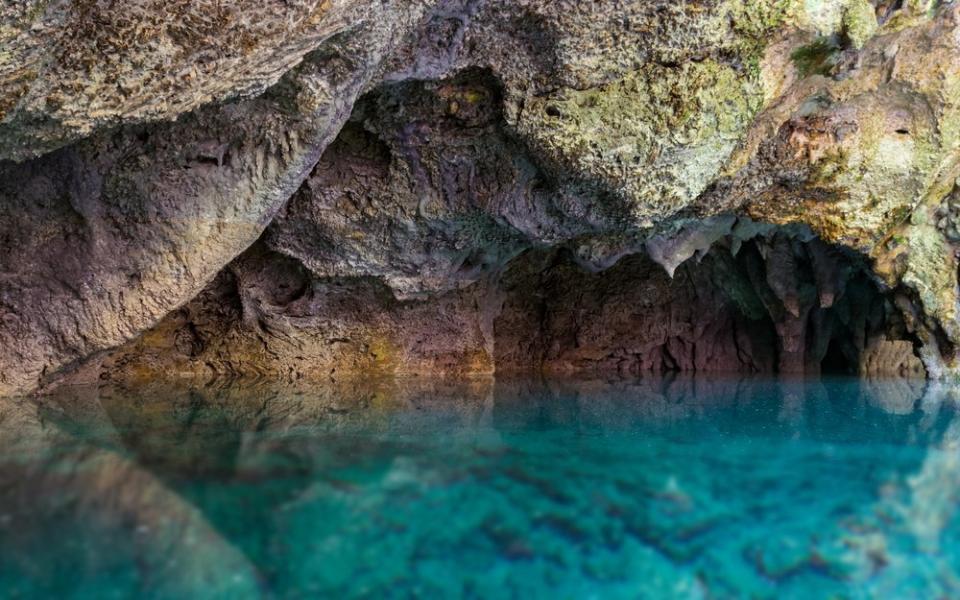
(3, 0, 960, 395)
(99, 228, 914, 384)
(0, 1, 431, 395)
(1, 0, 388, 160)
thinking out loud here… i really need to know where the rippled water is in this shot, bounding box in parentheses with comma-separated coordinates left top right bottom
(2, 376, 960, 598)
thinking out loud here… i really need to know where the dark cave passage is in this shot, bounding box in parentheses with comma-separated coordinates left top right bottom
(492, 227, 925, 379)
(820, 338, 856, 375)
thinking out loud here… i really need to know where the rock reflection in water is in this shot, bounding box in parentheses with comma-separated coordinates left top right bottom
(1, 376, 959, 598)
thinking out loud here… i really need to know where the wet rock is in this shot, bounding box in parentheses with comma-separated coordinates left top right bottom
(99, 241, 494, 384)
(860, 339, 926, 378)
(98, 225, 920, 382)
(2, 0, 959, 391)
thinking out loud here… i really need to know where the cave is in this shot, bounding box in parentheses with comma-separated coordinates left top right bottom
(6, 0, 960, 595)
(820, 338, 855, 375)
(95, 222, 925, 385)
(4, 33, 958, 395)
(493, 228, 922, 379)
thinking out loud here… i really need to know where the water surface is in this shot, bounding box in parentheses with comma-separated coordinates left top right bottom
(1, 376, 959, 598)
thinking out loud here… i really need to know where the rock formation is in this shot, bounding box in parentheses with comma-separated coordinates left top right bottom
(2, 0, 960, 395)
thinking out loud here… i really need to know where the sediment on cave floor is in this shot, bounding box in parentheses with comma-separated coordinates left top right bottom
(85, 224, 927, 389)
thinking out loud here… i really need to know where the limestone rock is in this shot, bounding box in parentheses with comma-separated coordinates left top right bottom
(860, 339, 926, 378)
(1, 0, 366, 161)
(3, 0, 960, 392)
(97, 227, 919, 384)
(0, 1, 432, 396)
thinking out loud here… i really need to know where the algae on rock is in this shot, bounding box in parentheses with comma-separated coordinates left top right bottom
(512, 60, 764, 225)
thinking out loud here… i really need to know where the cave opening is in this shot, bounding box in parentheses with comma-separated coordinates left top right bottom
(492, 224, 926, 379)
(820, 338, 857, 375)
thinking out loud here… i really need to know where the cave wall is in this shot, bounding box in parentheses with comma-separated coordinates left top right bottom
(492, 248, 778, 377)
(96, 228, 924, 386)
(99, 244, 494, 384)
(2, 1, 960, 394)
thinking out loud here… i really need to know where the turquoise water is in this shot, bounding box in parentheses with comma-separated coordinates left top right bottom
(1, 376, 960, 598)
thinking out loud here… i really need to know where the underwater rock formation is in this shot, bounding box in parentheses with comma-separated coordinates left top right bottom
(2, 0, 960, 394)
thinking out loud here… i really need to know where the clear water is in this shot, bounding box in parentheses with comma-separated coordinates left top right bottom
(2, 376, 960, 599)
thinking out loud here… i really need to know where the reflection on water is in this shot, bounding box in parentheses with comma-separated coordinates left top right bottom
(2, 376, 960, 598)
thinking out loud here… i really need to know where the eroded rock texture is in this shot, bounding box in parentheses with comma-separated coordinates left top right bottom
(99, 226, 922, 384)
(0, 1, 431, 395)
(2, 0, 960, 394)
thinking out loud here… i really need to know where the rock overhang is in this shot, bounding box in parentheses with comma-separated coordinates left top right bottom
(1, 0, 959, 394)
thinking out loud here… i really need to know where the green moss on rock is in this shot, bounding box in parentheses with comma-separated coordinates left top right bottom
(903, 221, 959, 336)
(842, 0, 878, 48)
(512, 60, 762, 224)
